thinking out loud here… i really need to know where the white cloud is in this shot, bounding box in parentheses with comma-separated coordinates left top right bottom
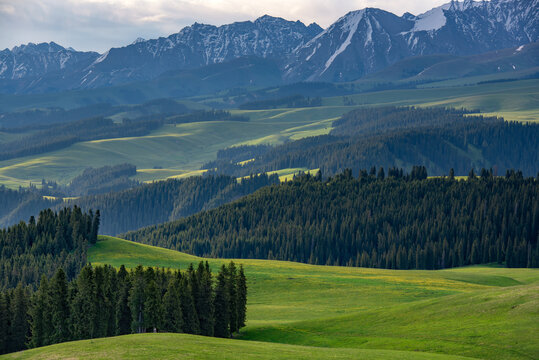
(0, 0, 451, 53)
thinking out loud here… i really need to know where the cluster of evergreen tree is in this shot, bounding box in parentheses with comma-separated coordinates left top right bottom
(0, 186, 58, 228)
(0, 207, 99, 289)
(223, 81, 349, 107)
(125, 169, 538, 270)
(239, 95, 322, 110)
(0, 116, 162, 161)
(0, 262, 247, 354)
(168, 110, 248, 124)
(64, 164, 139, 196)
(205, 107, 539, 177)
(1, 174, 279, 235)
(203, 145, 273, 170)
(0, 103, 119, 129)
(0, 98, 190, 130)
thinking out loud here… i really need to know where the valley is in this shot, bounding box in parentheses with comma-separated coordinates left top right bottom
(0, 79, 537, 189)
(5, 236, 537, 359)
(0, 0, 538, 358)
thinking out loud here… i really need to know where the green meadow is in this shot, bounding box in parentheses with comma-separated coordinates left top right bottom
(0, 79, 537, 188)
(8, 235, 531, 360)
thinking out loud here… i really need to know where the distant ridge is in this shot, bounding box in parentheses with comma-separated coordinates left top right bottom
(0, 0, 537, 93)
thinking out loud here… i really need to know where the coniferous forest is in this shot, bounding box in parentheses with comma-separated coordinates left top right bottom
(0, 207, 99, 290)
(206, 107, 539, 178)
(125, 169, 539, 269)
(0, 174, 279, 234)
(0, 261, 247, 354)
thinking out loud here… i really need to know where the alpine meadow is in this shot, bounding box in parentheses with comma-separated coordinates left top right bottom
(0, 0, 538, 359)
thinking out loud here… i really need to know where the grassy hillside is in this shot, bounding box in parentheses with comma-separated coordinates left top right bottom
(0, 79, 537, 189)
(0, 106, 345, 188)
(80, 236, 539, 360)
(325, 79, 539, 122)
(2, 333, 476, 360)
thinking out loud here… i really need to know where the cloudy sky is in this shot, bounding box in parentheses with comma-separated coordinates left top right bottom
(1, 0, 450, 53)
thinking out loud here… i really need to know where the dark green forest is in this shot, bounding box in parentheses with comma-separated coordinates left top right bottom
(206, 107, 539, 177)
(0, 207, 99, 290)
(0, 174, 279, 234)
(68, 173, 279, 235)
(125, 169, 539, 270)
(239, 95, 322, 110)
(0, 261, 247, 354)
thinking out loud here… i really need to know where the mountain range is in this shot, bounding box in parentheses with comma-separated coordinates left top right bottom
(0, 0, 537, 94)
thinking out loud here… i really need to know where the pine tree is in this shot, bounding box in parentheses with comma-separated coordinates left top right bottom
(196, 262, 214, 336)
(116, 265, 132, 335)
(179, 275, 199, 334)
(49, 269, 70, 343)
(0, 292, 8, 354)
(103, 265, 118, 337)
(129, 265, 146, 334)
(227, 262, 239, 334)
(237, 265, 247, 329)
(143, 279, 163, 332)
(162, 277, 183, 333)
(28, 276, 50, 348)
(10, 284, 30, 352)
(90, 210, 100, 244)
(93, 266, 107, 337)
(213, 265, 230, 338)
(71, 265, 96, 339)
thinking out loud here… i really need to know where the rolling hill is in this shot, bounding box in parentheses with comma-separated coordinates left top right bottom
(0, 78, 537, 189)
(5, 235, 536, 359)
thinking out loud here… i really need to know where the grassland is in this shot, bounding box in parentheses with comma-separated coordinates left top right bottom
(0, 79, 537, 189)
(3, 333, 477, 360)
(0, 106, 347, 188)
(63, 236, 539, 360)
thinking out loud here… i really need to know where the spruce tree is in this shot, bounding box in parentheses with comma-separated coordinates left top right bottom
(10, 284, 29, 353)
(116, 265, 132, 335)
(71, 265, 96, 339)
(129, 265, 146, 334)
(213, 265, 230, 338)
(90, 210, 100, 244)
(196, 261, 214, 336)
(0, 292, 7, 354)
(162, 277, 183, 333)
(179, 275, 199, 334)
(49, 269, 70, 343)
(227, 262, 239, 334)
(29, 275, 50, 348)
(103, 265, 118, 337)
(144, 279, 163, 332)
(237, 265, 247, 329)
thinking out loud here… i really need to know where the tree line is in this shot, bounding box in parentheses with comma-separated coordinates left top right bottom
(0, 207, 99, 290)
(239, 95, 322, 110)
(0, 261, 247, 354)
(0, 116, 162, 161)
(168, 110, 248, 124)
(124, 169, 539, 270)
(1, 174, 279, 235)
(205, 107, 539, 177)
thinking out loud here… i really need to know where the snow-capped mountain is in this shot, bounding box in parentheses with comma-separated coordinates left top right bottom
(0, 0, 537, 93)
(286, 0, 539, 81)
(0, 42, 98, 81)
(285, 8, 413, 82)
(78, 15, 322, 89)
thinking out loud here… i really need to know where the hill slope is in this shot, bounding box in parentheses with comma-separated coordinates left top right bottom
(2, 333, 476, 360)
(81, 236, 539, 360)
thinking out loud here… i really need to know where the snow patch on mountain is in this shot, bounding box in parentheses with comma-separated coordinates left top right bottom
(412, 4, 449, 32)
(323, 10, 364, 73)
